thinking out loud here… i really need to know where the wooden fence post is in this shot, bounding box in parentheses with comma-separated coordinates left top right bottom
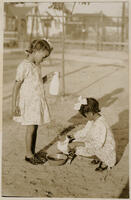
(100, 11, 104, 51)
(121, 2, 125, 50)
(96, 21, 100, 51)
(61, 3, 65, 96)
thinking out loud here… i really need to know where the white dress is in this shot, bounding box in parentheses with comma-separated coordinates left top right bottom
(74, 116, 116, 168)
(13, 59, 51, 125)
(57, 136, 70, 154)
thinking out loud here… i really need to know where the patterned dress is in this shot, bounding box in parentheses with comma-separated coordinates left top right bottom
(13, 59, 50, 125)
(74, 116, 116, 168)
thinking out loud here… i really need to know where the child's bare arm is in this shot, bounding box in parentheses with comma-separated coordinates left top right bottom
(42, 72, 54, 84)
(42, 75, 47, 84)
(12, 81, 22, 116)
(68, 141, 85, 149)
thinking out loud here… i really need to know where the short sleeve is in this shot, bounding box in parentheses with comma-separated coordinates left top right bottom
(16, 62, 28, 82)
(74, 130, 84, 141)
(74, 121, 93, 141)
(85, 121, 107, 150)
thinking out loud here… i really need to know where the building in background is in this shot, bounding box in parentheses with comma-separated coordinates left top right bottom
(65, 13, 117, 41)
(4, 3, 65, 48)
(4, 2, 128, 51)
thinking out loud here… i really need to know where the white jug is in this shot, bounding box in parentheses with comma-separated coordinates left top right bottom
(49, 72, 59, 95)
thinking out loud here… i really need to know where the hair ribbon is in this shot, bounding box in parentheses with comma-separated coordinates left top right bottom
(74, 96, 87, 111)
(43, 38, 53, 50)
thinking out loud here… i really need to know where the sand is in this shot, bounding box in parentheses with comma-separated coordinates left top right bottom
(2, 49, 129, 198)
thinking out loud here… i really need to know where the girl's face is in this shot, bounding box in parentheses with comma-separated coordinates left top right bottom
(85, 112, 94, 121)
(33, 49, 49, 64)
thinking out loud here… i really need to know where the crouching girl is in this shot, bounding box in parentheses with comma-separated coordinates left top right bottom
(58, 97, 116, 171)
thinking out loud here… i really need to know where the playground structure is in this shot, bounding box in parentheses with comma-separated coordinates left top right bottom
(4, 2, 128, 50)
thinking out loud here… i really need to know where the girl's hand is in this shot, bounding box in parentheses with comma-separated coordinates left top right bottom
(42, 72, 54, 84)
(42, 75, 47, 84)
(57, 134, 62, 140)
(12, 106, 21, 117)
(67, 133, 75, 140)
(47, 72, 55, 80)
(68, 142, 77, 149)
(48, 72, 60, 80)
(57, 134, 66, 141)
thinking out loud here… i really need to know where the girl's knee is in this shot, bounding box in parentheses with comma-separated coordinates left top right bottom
(26, 125, 36, 133)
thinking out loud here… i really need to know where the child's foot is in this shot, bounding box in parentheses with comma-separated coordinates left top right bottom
(25, 156, 44, 165)
(67, 152, 77, 164)
(35, 151, 48, 164)
(91, 159, 100, 164)
(95, 162, 108, 171)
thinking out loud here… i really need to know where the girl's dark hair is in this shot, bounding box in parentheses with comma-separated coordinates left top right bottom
(79, 98, 101, 117)
(26, 39, 53, 57)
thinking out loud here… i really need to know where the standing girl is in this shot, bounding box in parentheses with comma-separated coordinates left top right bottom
(12, 39, 53, 165)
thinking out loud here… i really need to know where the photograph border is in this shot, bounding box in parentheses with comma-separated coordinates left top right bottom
(0, 0, 130, 199)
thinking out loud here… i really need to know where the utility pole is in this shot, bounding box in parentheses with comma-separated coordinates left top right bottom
(61, 3, 65, 96)
(30, 6, 35, 42)
(121, 2, 125, 48)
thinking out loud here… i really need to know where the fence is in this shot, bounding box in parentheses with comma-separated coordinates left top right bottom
(4, 12, 128, 51)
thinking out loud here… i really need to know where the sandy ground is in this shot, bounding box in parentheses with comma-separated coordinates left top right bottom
(2, 48, 129, 198)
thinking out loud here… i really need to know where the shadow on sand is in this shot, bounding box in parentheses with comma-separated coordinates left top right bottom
(98, 88, 124, 109)
(111, 109, 129, 163)
(119, 180, 129, 198)
(71, 69, 119, 95)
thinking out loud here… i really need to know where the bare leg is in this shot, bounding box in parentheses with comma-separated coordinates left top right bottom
(25, 125, 38, 158)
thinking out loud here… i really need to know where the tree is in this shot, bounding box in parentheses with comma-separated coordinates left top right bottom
(48, 2, 71, 14)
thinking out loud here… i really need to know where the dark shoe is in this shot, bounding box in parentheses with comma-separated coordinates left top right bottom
(68, 148, 76, 157)
(67, 149, 77, 164)
(91, 159, 100, 165)
(95, 164, 108, 171)
(69, 154, 77, 164)
(35, 150, 48, 164)
(25, 156, 44, 165)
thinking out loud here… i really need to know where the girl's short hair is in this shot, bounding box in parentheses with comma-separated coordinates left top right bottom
(79, 98, 101, 117)
(26, 39, 53, 57)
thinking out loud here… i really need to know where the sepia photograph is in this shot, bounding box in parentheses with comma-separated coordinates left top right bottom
(2, 1, 129, 198)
